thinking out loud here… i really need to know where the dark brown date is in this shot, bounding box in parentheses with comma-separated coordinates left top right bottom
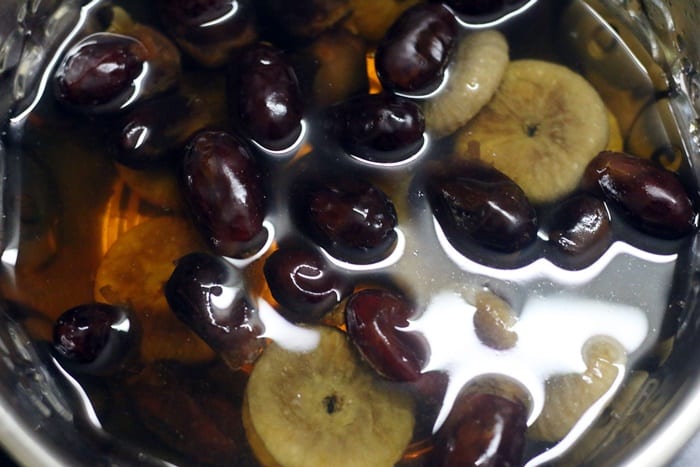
(156, 0, 258, 67)
(292, 177, 398, 264)
(110, 94, 208, 169)
(232, 43, 304, 150)
(375, 3, 457, 93)
(432, 392, 527, 466)
(326, 93, 425, 163)
(52, 303, 138, 375)
(582, 151, 697, 239)
(165, 252, 265, 368)
(54, 33, 146, 111)
(181, 130, 267, 257)
(263, 244, 353, 322)
(345, 289, 428, 381)
(426, 161, 538, 253)
(547, 194, 611, 261)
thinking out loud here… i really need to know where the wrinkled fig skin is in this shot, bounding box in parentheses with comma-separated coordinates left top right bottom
(327, 93, 425, 163)
(263, 245, 353, 322)
(112, 94, 205, 169)
(165, 252, 265, 366)
(548, 194, 612, 258)
(427, 161, 538, 253)
(445, 0, 531, 22)
(375, 3, 457, 93)
(54, 33, 146, 111)
(293, 177, 398, 263)
(181, 130, 267, 257)
(234, 43, 304, 150)
(345, 289, 429, 381)
(432, 392, 527, 466)
(582, 151, 697, 239)
(52, 303, 138, 375)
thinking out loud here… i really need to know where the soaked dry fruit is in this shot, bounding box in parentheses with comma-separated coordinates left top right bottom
(529, 337, 626, 442)
(425, 160, 538, 254)
(166, 252, 265, 370)
(432, 391, 527, 466)
(423, 29, 509, 137)
(94, 216, 214, 362)
(345, 288, 429, 381)
(547, 194, 612, 264)
(243, 326, 414, 467)
(52, 303, 138, 375)
(455, 59, 609, 203)
(181, 130, 268, 258)
(375, 3, 457, 94)
(473, 290, 518, 350)
(155, 0, 258, 67)
(263, 244, 353, 323)
(582, 150, 697, 239)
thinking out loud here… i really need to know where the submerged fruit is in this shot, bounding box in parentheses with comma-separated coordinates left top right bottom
(582, 150, 696, 239)
(52, 303, 137, 374)
(454, 59, 609, 203)
(165, 252, 265, 369)
(263, 244, 353, 322)
(426, 161, 538, 254)
(181, 130, 267, 257)
(345, 289, 429, 381)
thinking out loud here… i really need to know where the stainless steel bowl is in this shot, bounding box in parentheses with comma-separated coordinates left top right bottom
(1, 0, 700, 465)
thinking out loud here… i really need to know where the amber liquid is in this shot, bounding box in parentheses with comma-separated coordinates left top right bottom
(2, 0, 693, 465)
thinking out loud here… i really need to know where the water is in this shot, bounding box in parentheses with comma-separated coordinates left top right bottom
(0, 0, 695, 465)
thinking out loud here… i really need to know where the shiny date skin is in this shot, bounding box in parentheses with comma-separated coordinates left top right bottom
(232, 42, 304, 150)
(292, 176, 398, 264)
(375, 3, 457, 93)
(111, 94, 207, 169)
(432, 392, 527, 466)
(263, 244, 353, 322)
(345, 289, 428, 381)
(54, 33, 146, 111)
(582, 150, 697, 239)
(326, 93, 425, 163)
(52, 303, 138, 375)
(156, 0, 258, 67)
(547, 194, 611, 262)
(181, 130, 267, 257)
(426, 161, 538, 253)
(165, 252, 265, 368)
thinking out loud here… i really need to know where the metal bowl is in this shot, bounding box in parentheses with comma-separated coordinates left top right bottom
(1, 0, 700, 465)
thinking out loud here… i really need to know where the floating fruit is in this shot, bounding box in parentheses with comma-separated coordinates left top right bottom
(424, 29, 509, 137)
(425, 160, 538, 254)
(345, 288, 428, 381)
(244, 326, 414, 467)
(52, 303, 138, 375)
(454, 59, 609, 203)
(582, 150, 696, 239)
(166, 252, 265, 370)
(375, 3, 457, 94)
(263, 244, 353, 323)
(181, 130, 268, 257)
